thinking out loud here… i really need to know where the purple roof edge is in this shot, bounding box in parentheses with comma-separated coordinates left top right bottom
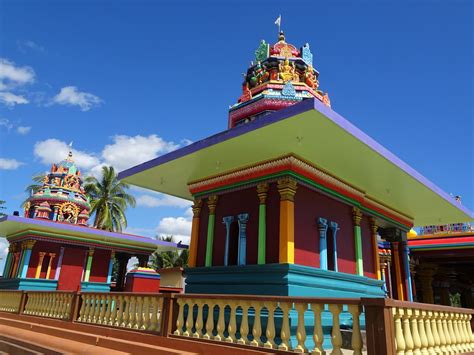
(0, 215, 184, 249)
(118, 98, 473, 219)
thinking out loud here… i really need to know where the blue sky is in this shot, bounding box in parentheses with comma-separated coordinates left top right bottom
(0, 1, 472, 268)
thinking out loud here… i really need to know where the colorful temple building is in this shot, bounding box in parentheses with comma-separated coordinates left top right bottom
(408, 216, 474, 308)
(118, 31, 473, 301)
(0, 151, 178, 292)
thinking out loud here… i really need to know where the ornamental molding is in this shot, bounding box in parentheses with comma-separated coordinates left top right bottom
(188, 154, 413, 227)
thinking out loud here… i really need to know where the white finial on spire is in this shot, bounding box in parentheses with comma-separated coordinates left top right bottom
(275, 15, 282, 34)
(69, 141, 73, 148)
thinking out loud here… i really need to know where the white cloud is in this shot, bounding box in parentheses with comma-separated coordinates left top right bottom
(52, 86, 102, 111)
(17, 126, 31, 135)
(34, 139, 100, 169)
(0, 58, 35, 87)
(156, 216, 192, 244)
(136, 194, 191, 209)
(0, 158, 23, 170)
(0, 239, 8, 274)
(101, 135, 178, 172)
(0, 118, 13, 131)
(0, 92, 29, 106)
(17, 40, 45, 53)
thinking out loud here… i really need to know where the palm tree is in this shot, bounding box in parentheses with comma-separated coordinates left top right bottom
(21, 173, 46, 207)
(149, 236, 189, 269)
(84, 166, 136, 232)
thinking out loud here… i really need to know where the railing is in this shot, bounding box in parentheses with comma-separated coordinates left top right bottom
(0, 290, 473, 354)
(0, 290, 23, 313)
(23, 291, 75, 320)
(172, 294, 363, 354)
(75, 292, 165, 333)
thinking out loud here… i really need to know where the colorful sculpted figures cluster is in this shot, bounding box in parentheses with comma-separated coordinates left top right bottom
(229, 31, 330, 128)
(24, 150, 90, 225)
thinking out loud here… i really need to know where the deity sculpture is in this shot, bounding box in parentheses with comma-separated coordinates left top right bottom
(252, 62, 269, 85)
(279, 59, 298, 82)
(304, 65, 319, 89)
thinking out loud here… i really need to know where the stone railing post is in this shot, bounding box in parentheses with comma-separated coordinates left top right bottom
(361, 298, 396, 355)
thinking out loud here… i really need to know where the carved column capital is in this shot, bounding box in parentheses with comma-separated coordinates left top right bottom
(87, 247, 95, 257)
(22, 240, 36, 250)
(192, 198, 203, 217)
(38, 252, 47, 258)
(277, 177, 297, 201)
(256, 183, 270, 204)
(318, 217, 328, 235)
(207, 195, 218, 214)
(369, 217, 378, 234)
(49, 253, 56, 259)
(8, 243, 17, 253)
(352, 207, 363, 226)
(110, 250, 116, 260)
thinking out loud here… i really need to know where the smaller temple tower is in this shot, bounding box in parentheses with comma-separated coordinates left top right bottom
(24, 150, 91, 225)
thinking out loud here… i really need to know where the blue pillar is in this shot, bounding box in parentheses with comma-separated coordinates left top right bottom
(16, 249, 26, 278)
(318, 218, 328, 270)
(403, 241, 414, 302)
(222, 216, 234, 266)
(329, 221, 339, 272)
(106, 251, 116, 284)
(20, 241, 35, 278)
(237, 214, 249, 266)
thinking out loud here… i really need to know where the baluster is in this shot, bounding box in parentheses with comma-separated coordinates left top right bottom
(148, 297, 159, 332)
(108, 295, 117, 325)
(402, 308, 414, 355)
(310, 303, 324, 354)
(456, 313, 467, 353)
(226, 301, 237, 343)
(278, 302, 291, 351)
(214, 301, 226, 341)
(417, 310, 429, 355)
(237, 302, 249, 345)
(441, 312, 453, 353)
(264, 302, 276, 348)
(435, 311, 447, 354)
(173, 298, 184, 335)
(50, 294, 58, 318)
(450, 313, 460, 353)
(448, 313, 458, 353)
(56, 294, 63, 318)
(141, 297, 150, 330)
(98, 294, 106, 324)
(394, 308, 406, 355)
(202, 302, 214, 339)
(102, 294, 111, 325)
(93, 294, 101, 323)
(193, 299, 203, 338)
(348, 304, 363, 355)
(294, 303, 308, 353)
(127, 296, 136, 328)
(46, 293, 53, 317)
(134, 296, 143, 329)
(85, 294, 93, 323)
(329, 304, 343, 355)
(411, 309, 422, 355)
(462, 314, 473, 351)
(121, 295, 130, 328)
(250, 304, 263, 347)
(183, 299, 192, 337)
(423, 311, 435, 355)
(465, 314, 474, 350)
(59, 294, 66, 319)
(156, 297, 164, 332)
(77, 294, 86, 322)
(114, 295, 124, 327)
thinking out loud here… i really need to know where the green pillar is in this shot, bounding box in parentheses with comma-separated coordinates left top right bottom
(353, 207, 364, 276)
(204, 195, 218, 267)
(83, 248, 94, 282)
(257, 183, 269, 265)
(2, 252, 12, 278)
(16, 247, 26, 278)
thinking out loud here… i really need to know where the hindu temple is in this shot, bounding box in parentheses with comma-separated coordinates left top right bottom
(0, 150, 177, 292)
(118, 31, 472, 301)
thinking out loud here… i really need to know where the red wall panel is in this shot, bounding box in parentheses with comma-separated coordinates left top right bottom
(361, 215, 376, 279)
(57, 246, 87, 291)
(265, 183, 280, 264)
(294, 185, 356, 274)
(26, 241, 62, 279)
(89, 249, 111, 283)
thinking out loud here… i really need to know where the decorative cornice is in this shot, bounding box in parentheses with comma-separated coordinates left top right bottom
(188, 154, 413, 228)
(192, 198, 203, 218)
(277, 177, 297, 201)
(352, 207, 363, 226)
(207, 195, 218, 214)
(256, 182, 269, 204)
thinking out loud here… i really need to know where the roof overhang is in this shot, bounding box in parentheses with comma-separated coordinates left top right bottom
(118, 98, 473, 226)
(0, 215, 180, 252)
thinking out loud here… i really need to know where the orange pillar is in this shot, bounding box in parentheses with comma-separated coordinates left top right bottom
(392, 242, 404, 301)
(370, 218, 382, 280)
(188, 199, 202, 267)
(277, 177, 297, 264)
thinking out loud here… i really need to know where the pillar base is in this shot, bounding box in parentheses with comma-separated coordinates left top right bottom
(185, 263, 384, 297)
(0, 278, 58, 291)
